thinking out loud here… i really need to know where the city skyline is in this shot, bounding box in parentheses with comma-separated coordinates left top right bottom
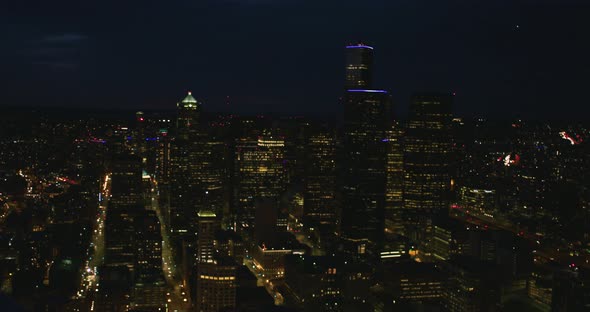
(2, 2, 590, 312)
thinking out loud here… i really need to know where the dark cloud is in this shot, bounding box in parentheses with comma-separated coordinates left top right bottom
(31, 61, 79, 71)
(38, 33, 88, 44)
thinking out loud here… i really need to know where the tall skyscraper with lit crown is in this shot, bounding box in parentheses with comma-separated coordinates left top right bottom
(345, 43, 374, 89)
(170, 92, 201, 237)
(340, 43, 392, 256)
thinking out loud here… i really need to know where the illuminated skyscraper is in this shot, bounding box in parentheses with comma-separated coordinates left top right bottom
(402, 93, 453, 241)
(340, 42, 392, 256)
(134, 210, 163, 275)
(304, 129, 337, 225)
(196, 257, 238, 312)
(168, 91, 228, 243)
(109, 154, 143, 210)
(235, 132, 286, 230)
(169, 92, 213, 238)
(197, 210, 220, 264)
(176, 91, 200, 137)
(106, 154, 143, 268)
(340, 89, 392, 255)
(458, 186, 497, 216)
(135, 111, 147, 160)
(132, 210, 166, 311)
(195, 137, 227, 218)
(155, 128, 172, 227)
(345, 43, 374, 89)
(155, 127, 171, 181)
(384, 122, 404, 234)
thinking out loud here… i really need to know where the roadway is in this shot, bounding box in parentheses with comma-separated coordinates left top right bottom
(450, 206, 590, 268)
(150, 177, 190, 312)
(75, 173, 109, 309)
(243, 258, 285, 306)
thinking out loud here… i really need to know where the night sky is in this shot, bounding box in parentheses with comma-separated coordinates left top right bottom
(2, 0, 590, 119)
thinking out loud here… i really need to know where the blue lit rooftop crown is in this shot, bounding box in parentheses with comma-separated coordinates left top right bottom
(346, 43, 374, 50)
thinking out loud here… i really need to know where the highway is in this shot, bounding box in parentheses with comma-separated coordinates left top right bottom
(450, 206, 590, 268)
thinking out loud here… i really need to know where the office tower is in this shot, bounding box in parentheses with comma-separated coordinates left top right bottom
(109, 154, 143, 209)
(214, 230, 245, 265)
(403, 93, 452, 241)
(232, 134, 259, 228)
(135, 111, 147, 160)
(106, 154, 143, 268)
(458, 186, 497, 216)
(345, 43, 374, 89)
(95, 265, 132, 312)
(197, 210, 220, 264)
(303, 129, 337, 225)
(155, 128, 172, 227)
(235, 132, 286, 230)
(169, 92, 204, 237)
(105, 209, 136, 268)
(340, 261, 373, 310)
(442, 257, 501, 312)
(254, 197, 289, 245)
(170, 92, 227, 240)
(156, 128, 171, 184)
(340, 89, 392, 255)
(430, 219, 470, 261)
(551, 268, 590, 311)
(254, 198, 279, 244)
(131, 210, 166, 311)
(251, 234, 307, 278)
(196, 137, 227, 218)
(378, 234, 411, 262)
(377, 262, 443, 309)
(384, 122, 404, 234)
(527, 266, 553, 308)
(284, 255, 344, 311)
(195, 257, 238, 312)
(135, 210, 163, 275)
(176, 91, 200, 136)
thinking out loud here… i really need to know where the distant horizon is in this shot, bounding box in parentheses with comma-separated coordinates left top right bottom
(2, 105, 590, 123)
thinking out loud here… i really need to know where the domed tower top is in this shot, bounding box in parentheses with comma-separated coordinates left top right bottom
(180, 91, 199, 109)
(177, 91, 201, 132)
